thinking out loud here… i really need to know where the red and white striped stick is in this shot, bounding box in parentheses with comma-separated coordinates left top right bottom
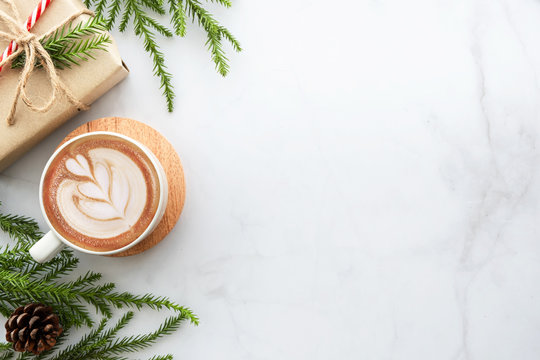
(0, 0, 54, 72)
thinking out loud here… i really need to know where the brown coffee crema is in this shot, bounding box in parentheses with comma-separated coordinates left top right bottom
(42, 134, 161, 252)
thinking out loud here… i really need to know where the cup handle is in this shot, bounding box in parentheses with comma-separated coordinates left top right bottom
(29, 231, 65, 263)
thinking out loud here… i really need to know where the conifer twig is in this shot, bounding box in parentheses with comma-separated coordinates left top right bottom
(11, 17, 111, 70)
(0, 202, 197, 359)
(83, 0, 241, 111)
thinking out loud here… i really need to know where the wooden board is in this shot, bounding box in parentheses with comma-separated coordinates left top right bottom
(58, 117, 185, 257)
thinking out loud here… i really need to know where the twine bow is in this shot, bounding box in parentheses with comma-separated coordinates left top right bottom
(0, 0, 91, 126)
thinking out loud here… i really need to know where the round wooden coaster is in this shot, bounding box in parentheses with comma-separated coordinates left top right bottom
(58, 117, 185, 257)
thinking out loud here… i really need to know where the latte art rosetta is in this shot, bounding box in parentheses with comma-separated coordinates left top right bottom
(43, 134, 161, 252)
(56, 149, 148, 239)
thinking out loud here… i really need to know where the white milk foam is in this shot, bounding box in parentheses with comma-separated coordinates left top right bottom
(56, 148, 148, 239)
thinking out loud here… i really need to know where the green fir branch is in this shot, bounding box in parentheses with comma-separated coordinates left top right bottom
(86, 0, 241, 111)
(207, 0, 232, 7)
(0, 203, 197, 359)
(57, 33, 112, 67)
(44, 312, 189, 360)
(0, 202, 42, 244)
(118, 0, 175, 111)
(105, 0, 124, 30)
(140, 0, 166, 15)
(148, 356, 173, 360)
(94, 0, 110, 18)
(11, 16, 111, 70)
(168, 0, 187, 36)
(185, 0, 242, 76)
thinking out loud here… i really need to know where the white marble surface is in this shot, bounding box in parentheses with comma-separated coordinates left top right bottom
(3, 0, 540, 358)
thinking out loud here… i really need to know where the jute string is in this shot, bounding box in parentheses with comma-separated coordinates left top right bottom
(0, 0, 91, 125)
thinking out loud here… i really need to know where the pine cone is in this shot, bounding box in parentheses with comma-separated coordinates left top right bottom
(4, 303, 63, 354)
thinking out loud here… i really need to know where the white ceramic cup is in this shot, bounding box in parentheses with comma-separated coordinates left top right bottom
(30, 131, 168, 263)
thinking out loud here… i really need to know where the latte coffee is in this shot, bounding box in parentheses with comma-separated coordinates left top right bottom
(42, 134, 161, 252)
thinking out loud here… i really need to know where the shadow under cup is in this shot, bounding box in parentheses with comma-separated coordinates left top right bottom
(32, 132, 168, 262)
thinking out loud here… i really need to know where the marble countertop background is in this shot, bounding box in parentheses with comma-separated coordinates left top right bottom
(2, 0, 540, 358)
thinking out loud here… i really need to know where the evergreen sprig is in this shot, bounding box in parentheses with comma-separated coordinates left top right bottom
(83, 0, 242, 111)
(0, 202, 197, 359)
(0, 202, 42, 244)
(39, 312, 182, 360)
(184, 0, 241, 76)
(11, 17, 111, 70)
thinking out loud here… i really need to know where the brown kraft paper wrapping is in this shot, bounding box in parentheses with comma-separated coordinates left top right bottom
(0, 0, 129, 172)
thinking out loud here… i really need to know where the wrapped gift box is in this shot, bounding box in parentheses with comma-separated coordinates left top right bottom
(0, 0, 128, 172)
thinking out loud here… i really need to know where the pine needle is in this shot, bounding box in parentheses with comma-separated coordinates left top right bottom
(11, 16, 111, 70)
(0, 202, 197, 359)
(91, 0, 242, 111)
